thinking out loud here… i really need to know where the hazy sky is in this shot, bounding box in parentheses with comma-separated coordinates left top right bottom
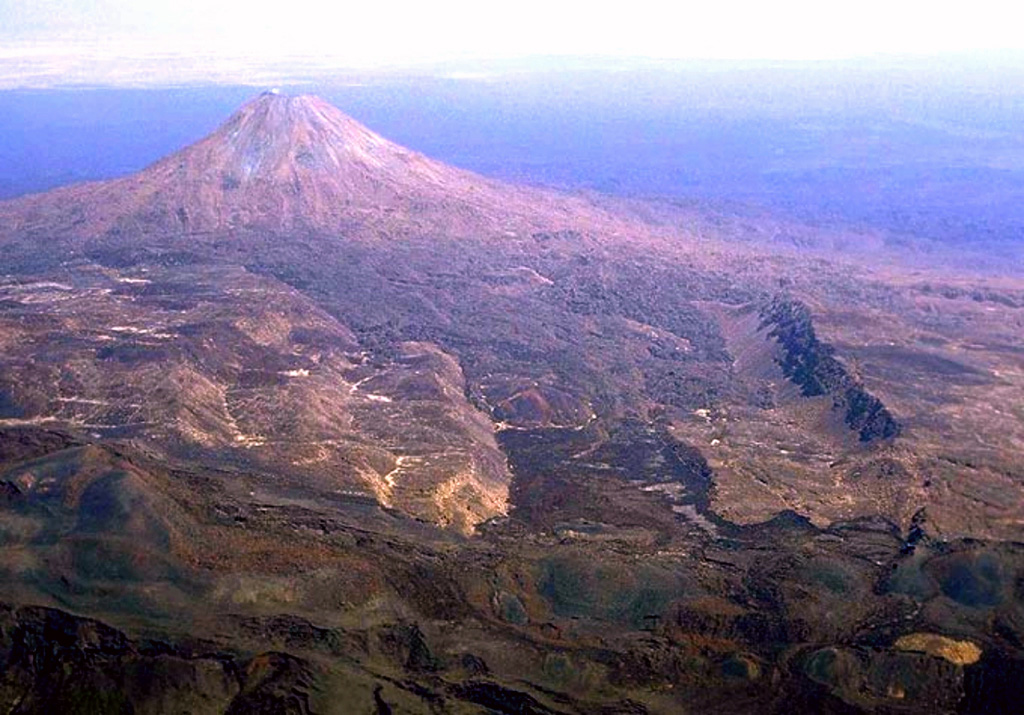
(3, 0, 1024, 65)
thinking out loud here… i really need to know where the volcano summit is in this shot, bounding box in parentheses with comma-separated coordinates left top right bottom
(1, 94, 1023, 713)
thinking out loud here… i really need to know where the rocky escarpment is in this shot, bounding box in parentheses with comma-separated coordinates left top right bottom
(760, 298, 901, 442)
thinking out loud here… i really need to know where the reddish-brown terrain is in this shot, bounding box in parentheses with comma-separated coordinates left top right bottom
(1, 92, 1023, 713)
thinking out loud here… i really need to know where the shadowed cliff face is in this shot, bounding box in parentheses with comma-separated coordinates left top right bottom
(760, 298, 901, 442)
(1, 94, 1024, 713)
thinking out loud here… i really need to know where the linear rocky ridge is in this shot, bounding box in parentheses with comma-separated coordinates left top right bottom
(759, 297, 901, 442)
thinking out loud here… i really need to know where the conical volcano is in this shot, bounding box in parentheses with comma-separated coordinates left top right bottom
(137, 91, 484, 232)
(200, 91, 427, 183)
(0, 92, 595, 242)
